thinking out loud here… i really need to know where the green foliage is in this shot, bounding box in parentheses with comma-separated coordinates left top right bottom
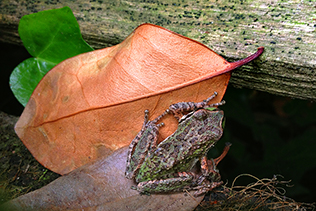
(9, 7, 94, 106)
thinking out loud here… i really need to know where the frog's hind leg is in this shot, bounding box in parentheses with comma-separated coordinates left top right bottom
(126, 110, 162, 179)
(126, 110, 168, 179)
(127, 110, 150, 153)
(147, 110, 169, 153)
(126, 110, 150, 171)
(136, 172, 196, 194)
(192, 180, 223, 197)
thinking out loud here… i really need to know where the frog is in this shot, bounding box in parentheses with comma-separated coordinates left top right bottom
(125, 92, 230, 196)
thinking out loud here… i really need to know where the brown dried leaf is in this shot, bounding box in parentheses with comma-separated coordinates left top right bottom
(15, 23, 264, 174)
(1, 147, 204, 211)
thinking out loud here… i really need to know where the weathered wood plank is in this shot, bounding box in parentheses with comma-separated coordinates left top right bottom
(1, 0, 315, 100)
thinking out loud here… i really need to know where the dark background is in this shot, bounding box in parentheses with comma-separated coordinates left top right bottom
(1, 41, 315, 204)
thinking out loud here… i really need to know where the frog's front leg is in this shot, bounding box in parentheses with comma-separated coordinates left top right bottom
(125, 110, 168, 179)
(168, 92, 225, 120)
(135, 172, 196, 194)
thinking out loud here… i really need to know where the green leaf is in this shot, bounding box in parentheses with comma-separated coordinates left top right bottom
(10, 7, 94, 106)
(10, 58, 56, 106)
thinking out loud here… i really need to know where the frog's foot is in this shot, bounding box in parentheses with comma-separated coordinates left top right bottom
(191, 92, 225, 109)
(142, 110, 150, 128)
(151, 109, 169, 124)
(206, 100, 226, 108)
(142, 109, 168, 127)
(192, 181, 223, 197)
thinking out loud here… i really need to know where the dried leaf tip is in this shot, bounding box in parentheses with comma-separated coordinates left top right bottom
(229, 47, 264, 70)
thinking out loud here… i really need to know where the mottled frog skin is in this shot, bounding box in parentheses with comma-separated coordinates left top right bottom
(125, 92, 230, 196)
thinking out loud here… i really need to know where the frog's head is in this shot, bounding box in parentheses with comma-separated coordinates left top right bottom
(190, 108, 224, 126)
(204, 103, 225, 129)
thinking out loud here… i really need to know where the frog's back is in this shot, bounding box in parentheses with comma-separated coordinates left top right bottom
(137, 109, 224, 181)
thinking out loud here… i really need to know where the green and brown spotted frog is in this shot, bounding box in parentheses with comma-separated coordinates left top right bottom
(125, 92, 230, 196)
